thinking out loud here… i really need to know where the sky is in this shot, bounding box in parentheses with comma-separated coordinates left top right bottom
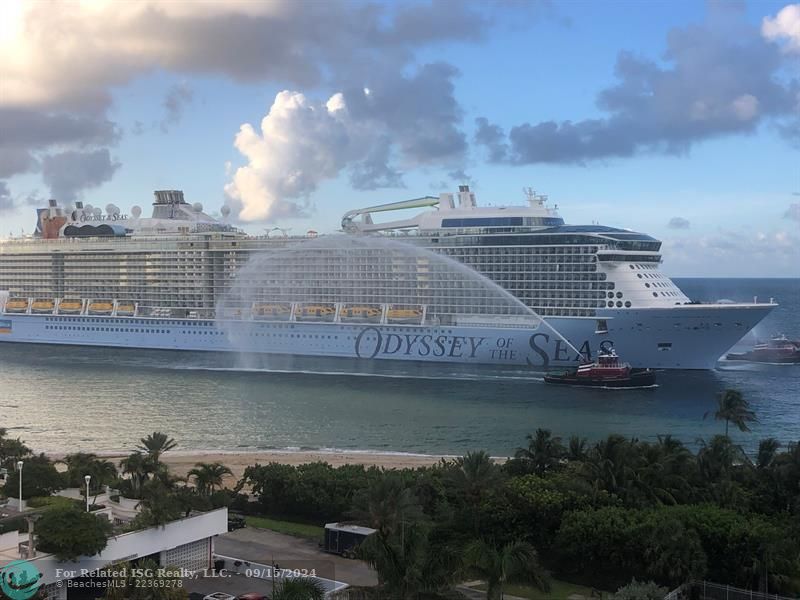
(0, 0, 798, 277)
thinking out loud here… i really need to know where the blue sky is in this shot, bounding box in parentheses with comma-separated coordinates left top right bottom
(0, 0, 798, 276)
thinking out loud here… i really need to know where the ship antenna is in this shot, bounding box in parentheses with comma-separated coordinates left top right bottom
(523, 187, 537, 205)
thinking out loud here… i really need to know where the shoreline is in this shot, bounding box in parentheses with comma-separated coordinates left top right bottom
(44, 448, 480, 482)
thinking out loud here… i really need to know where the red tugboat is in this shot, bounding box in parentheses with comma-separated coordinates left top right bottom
(726, 334, 800, 364)
(544, 347, 657, 388)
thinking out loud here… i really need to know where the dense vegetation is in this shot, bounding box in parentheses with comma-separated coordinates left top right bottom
(237, 391, 800, 597)
(3, 392, 799, 597)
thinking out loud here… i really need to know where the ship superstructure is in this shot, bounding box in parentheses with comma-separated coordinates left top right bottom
(0, 187, 776, 369)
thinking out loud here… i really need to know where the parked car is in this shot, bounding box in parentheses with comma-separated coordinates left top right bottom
(228, 514, 246, 531)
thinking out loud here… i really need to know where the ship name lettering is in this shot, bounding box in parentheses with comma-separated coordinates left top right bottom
(354, 328, 487, 360)
(526, 334, 603, 367)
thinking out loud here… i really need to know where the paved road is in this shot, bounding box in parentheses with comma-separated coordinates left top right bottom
(215, 527, 378, 587)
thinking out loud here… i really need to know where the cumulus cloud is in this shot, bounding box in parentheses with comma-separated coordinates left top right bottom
(475, 6, 799, 165)
(225, 62, 468, 221)
(41, 150, 121, 203)
(667, 217, 691, 229)
(762, 3, 800, 53)
(0, 0, 503, 211)
(160, 83, 193, 133)
(224, 91, 353, 221)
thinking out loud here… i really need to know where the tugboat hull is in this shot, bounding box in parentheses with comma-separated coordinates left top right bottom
(544, 368, 657, 388)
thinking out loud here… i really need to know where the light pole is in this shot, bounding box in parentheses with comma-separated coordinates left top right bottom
(84, 475, 91, 512)
(16, 461, 23, 511)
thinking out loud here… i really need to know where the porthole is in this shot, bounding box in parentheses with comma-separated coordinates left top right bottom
(653, 292, 658, 297)
(616, 292, 623, 298)
(607, 301, 614, 307)
(616, 301, 623, 307)
(607, 292, 614, 298)
(637, 274, 642, 279)
(624, 301, 631, 308)
(629, 264, 634, 269)
(645, 283, 650, 288)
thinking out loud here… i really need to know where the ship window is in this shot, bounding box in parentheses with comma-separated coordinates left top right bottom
(653, 292, 658, 297)
(616, 292, 622, 298)
(616, 301, 623, 307)
(645, 283, 650, 288)
(637, 274, 642, 278)
(624, 301, 631, 308)
(607, 301, 614, 307)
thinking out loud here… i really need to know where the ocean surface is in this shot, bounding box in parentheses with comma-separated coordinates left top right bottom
(1, 278, 797, 457)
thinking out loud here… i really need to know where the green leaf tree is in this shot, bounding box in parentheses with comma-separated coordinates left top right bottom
(3, 454, 62, 499)
(0, 428, 32, 470)
(612, 579, 668, 600)
(36, 505, 112, 561)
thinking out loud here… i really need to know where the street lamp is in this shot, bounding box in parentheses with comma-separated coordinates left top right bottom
(84, 475, 91, 512)
(16, 461, 23, 511)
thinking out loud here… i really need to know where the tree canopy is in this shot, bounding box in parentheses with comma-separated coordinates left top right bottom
(36, 505, 112, 561)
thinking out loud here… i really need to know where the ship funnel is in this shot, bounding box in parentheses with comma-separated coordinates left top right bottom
(457, 185, 476, 208)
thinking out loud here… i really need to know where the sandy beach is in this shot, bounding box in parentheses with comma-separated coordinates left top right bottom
(47, 450, 456, 484)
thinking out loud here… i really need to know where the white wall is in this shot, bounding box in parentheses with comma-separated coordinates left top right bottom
(27, 508, 228, 586)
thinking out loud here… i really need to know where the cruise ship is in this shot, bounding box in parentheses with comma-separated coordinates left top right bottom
(0, 188, 775, 370)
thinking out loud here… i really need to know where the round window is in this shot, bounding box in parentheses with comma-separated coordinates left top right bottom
(616, 301, 623, 307)
(616, 292, 623, 298)
(624, 301, 632, 308)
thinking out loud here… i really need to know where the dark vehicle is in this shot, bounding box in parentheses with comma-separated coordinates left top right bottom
(227, 514, 246, 532)
(323, 522, 376, 558)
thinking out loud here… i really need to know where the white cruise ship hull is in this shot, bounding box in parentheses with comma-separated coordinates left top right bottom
(0, 301, 774, 370)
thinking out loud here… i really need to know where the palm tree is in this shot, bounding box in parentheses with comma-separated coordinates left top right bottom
(136, 432, 178, 463)
(270, 577, 326, 600)
(187, 462, 233, 496)
(581, 434, 633, 498)
(120, 451, 156, 497)
(704, 389, 757, 436)
(464, 539, 550, 599)
(450, 451, 500, 502)
(696, 435, 746, 482)
(515, 429, 565, 476)
(450, 451, 501, 533)
(350, 475, 424, 539)
(755, 438, 781, 471)
(357, 520, 440, 599)
(566, 435, 588, 462)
